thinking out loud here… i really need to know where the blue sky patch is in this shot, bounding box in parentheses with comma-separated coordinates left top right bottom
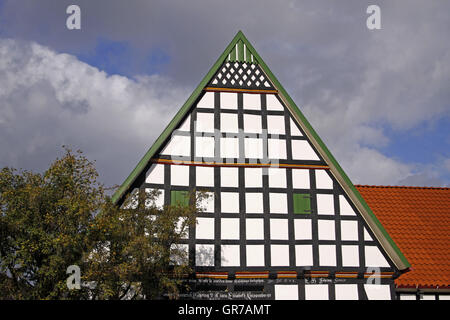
(381, 117, 449, 166)
(77, 37, 170, 77)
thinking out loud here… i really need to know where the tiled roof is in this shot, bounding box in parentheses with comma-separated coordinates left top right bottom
(355, 185, 450, 288)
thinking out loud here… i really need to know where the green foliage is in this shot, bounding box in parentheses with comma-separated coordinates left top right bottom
(0, 147, 206, 300)
(84, 190, 203, 300)
(0, 148, 101, 299)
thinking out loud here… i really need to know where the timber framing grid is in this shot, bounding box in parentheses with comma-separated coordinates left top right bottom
(112, 31, 411, 300)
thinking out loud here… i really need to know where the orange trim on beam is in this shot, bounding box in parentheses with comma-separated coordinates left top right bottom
(364, 272, 394, 279)
(152, 158, 329, 170)
(196, 272, 228, 279)
(277, 271, 297, 279)
(235, 271, 269, 279)
(304, 271, 330, 278)
(335, 272, 359, 279)
(204, 87, 278, 94)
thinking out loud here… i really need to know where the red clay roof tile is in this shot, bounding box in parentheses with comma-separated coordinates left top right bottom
(355, 185, 450, 288)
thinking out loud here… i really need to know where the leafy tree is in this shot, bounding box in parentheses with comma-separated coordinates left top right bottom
(84, 190, 202, 300)
(0, 148, 204, 299)
(0, 148, 101, 299)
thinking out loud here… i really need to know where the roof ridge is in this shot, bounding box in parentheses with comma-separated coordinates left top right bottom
(355, 184, 450, 190)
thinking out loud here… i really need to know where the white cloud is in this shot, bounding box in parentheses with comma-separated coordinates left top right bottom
(337, 147, 412, 186)
(398, 173, 444, 187)
(0, 38, 189, 187)
(302, 103, 412, 185)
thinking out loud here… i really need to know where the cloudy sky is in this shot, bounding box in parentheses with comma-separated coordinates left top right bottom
(0, 0, 449, 189)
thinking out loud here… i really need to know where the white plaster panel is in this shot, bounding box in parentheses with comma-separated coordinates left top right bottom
(221, 192, 240, 213)
(145, 164, 165, 184)
(305, 285, 329, 300)
(220, 113, 239, 133)
(335, 284, 359, 300)
(294, 219, 312, 240)
(266, 94, 284, 111)
(171, 164, 190, 186)
(318, 220, 336, 240)
(268, 167, 287, 188)
(245, 193, 264, 214)
(221, 218, 240, 240)
(315, 169, 333, 189)
(364, 228, 373, 241)
(319, 245, 336, 266)
(243, 93, 261, 110)
(220, 92, 238, 109)
(270, 219, 289, 240)
(295, 245, 313, 266)
(268, 138, 287, 159)
(364, 285, 391, 300)
(196, 166, 214, 187)
(178, 115, 190, 131)
(292, 169, 310, 189)
(220, 137, 240, 159)
(246, 245, 265, 266)
(161, 135, 190, 157)
(197, 92, 215, 108)
(365, 246, 390, 267)
(339, 195, 356, 216)
(342, 245, 360, 267)
(317, 194, 335, 215)
(267, 115, 286, 135)
(221, 245, 240, 267)
(269, 193, 288, 214)
(196, 217, 214, 239)
(244, 138, 263, 159)
(290, 118, 303, 136)
(275, 285, 298, 300)
(245, 167, 263, 187)
(271, 245, 290, 266)
(196, 112, 215, 133)
(246, 218, 264, 240)
(195, 136, 215, 158)
(341, 220, 359, 241)
(291, 140, 320, 161)
(243, 114, 262, 133)
(221, 167, 239, 187)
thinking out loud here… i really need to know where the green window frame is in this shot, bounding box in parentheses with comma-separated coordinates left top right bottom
(293, 193, 312, 214)
(171, 190, 189, 207)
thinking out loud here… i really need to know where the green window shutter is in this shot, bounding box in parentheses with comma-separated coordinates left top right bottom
(293, 193, 311, 214)
(171, 190, 189, 207)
